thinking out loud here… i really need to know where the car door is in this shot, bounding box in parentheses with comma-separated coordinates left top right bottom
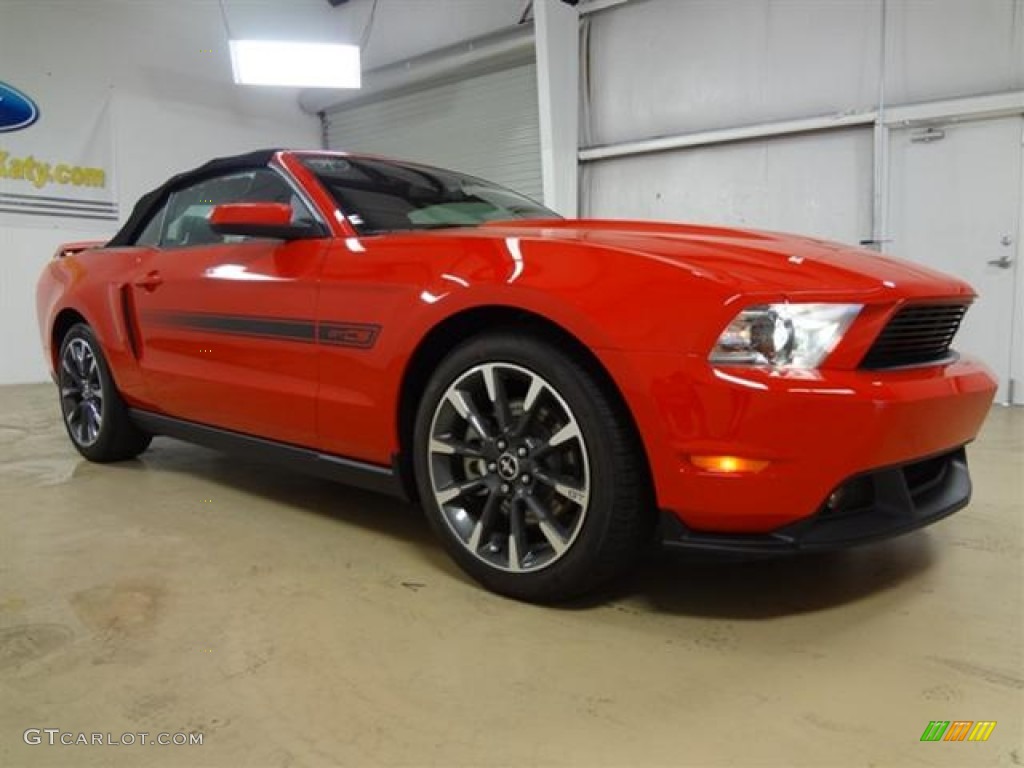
(130, 168, 327, 446)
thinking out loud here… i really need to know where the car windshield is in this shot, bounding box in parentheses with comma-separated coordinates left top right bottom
(299, 154, 560, 235)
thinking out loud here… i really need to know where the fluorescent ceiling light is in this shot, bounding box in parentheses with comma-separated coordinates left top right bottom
(229, 40, 361, 88)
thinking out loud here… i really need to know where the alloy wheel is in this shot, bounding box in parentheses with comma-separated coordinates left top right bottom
(427, 362, 591, 573)
(60, 337, 104, 447)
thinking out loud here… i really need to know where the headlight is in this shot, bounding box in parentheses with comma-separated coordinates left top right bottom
(709, 303, 862, 369)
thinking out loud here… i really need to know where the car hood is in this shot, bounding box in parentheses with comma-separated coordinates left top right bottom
(477, 219, 974, 300)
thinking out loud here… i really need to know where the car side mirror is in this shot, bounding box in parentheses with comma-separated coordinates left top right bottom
(209, 203, 321, 241)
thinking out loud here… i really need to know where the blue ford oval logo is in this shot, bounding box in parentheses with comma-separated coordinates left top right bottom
(0, 81, 40, 132)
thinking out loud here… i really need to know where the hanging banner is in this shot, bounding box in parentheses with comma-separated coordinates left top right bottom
(0, 79, 118, 231)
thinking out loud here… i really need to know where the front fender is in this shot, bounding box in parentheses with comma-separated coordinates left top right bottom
(376, 238, 721, 486)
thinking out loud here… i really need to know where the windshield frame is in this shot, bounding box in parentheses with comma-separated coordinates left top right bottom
(296, 153, 561, 236)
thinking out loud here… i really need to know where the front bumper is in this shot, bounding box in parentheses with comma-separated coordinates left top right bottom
(602, 350, 996, 535)
(660, 446, 970, 552)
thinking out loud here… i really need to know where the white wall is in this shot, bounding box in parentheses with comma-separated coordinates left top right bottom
(584, 127, 873, 244)
(587, 0, 882, 146)
(884, 0, 1024, 105)
(584, 0, 1024, 240)
(587, 0, 1023, 144)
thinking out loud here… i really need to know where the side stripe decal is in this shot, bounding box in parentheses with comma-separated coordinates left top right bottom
(142, 311, 381, 349)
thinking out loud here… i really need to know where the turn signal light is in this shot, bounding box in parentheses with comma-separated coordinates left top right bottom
(690, 455, 770, 474)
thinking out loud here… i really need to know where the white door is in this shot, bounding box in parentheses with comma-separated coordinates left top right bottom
(888, 115, 1022, 404)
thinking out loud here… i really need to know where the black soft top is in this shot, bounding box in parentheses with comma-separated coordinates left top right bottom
(106, 148, 283, 247)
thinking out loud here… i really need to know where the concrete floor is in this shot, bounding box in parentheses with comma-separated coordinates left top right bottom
(0, 383, 1020, 768)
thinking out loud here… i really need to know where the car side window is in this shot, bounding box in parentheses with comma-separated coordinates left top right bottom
(159, 169, 317, 249)
(133, 205, 167, 247)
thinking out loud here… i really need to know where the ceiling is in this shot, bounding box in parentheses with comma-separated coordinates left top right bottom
(219, 0, 530, 71)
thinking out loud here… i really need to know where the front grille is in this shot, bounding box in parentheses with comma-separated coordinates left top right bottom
(860, 303, 968, 369)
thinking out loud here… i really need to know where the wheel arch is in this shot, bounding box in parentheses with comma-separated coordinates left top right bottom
(51, 307, 90, 371)
(395, 304, 653, 502)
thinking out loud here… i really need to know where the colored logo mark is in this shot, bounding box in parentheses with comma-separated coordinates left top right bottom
(920, 720, 996, 742)
(0, 81, 40, 132)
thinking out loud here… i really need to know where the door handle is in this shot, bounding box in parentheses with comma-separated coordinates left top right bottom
(986, 255, 1013, 269)
(134, 270, 164, 290)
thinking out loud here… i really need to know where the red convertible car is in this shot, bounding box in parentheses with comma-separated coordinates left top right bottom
(37, 149, 996, 601)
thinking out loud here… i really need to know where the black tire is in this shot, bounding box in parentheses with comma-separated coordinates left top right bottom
(57, 323, 152, 462)
(413, 332, 655, 602)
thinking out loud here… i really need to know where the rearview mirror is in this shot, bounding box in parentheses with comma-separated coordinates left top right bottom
(209, 203, 321, 240)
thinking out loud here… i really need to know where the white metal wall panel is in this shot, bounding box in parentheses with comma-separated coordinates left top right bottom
(325, 64, 543, 201)
(587, 0, 1024, 148)
(885, 0, 1024, 106)
(585, 128, 873, 245)
(582, 0, 1023, 245)
(587, 0, 883, 146)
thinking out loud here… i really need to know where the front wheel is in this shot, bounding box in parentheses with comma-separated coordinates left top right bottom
(413, 333, 654, 602)
(58, 323, 152, 462)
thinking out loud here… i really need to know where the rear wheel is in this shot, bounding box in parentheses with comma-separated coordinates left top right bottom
(413, 333, 654, 602)
(58, 323, 151, 462)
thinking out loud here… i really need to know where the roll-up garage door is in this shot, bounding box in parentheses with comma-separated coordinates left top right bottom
(324, 63, 542, 202)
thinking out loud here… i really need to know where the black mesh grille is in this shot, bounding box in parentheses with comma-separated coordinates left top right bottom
(861, 304, 968, 369)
